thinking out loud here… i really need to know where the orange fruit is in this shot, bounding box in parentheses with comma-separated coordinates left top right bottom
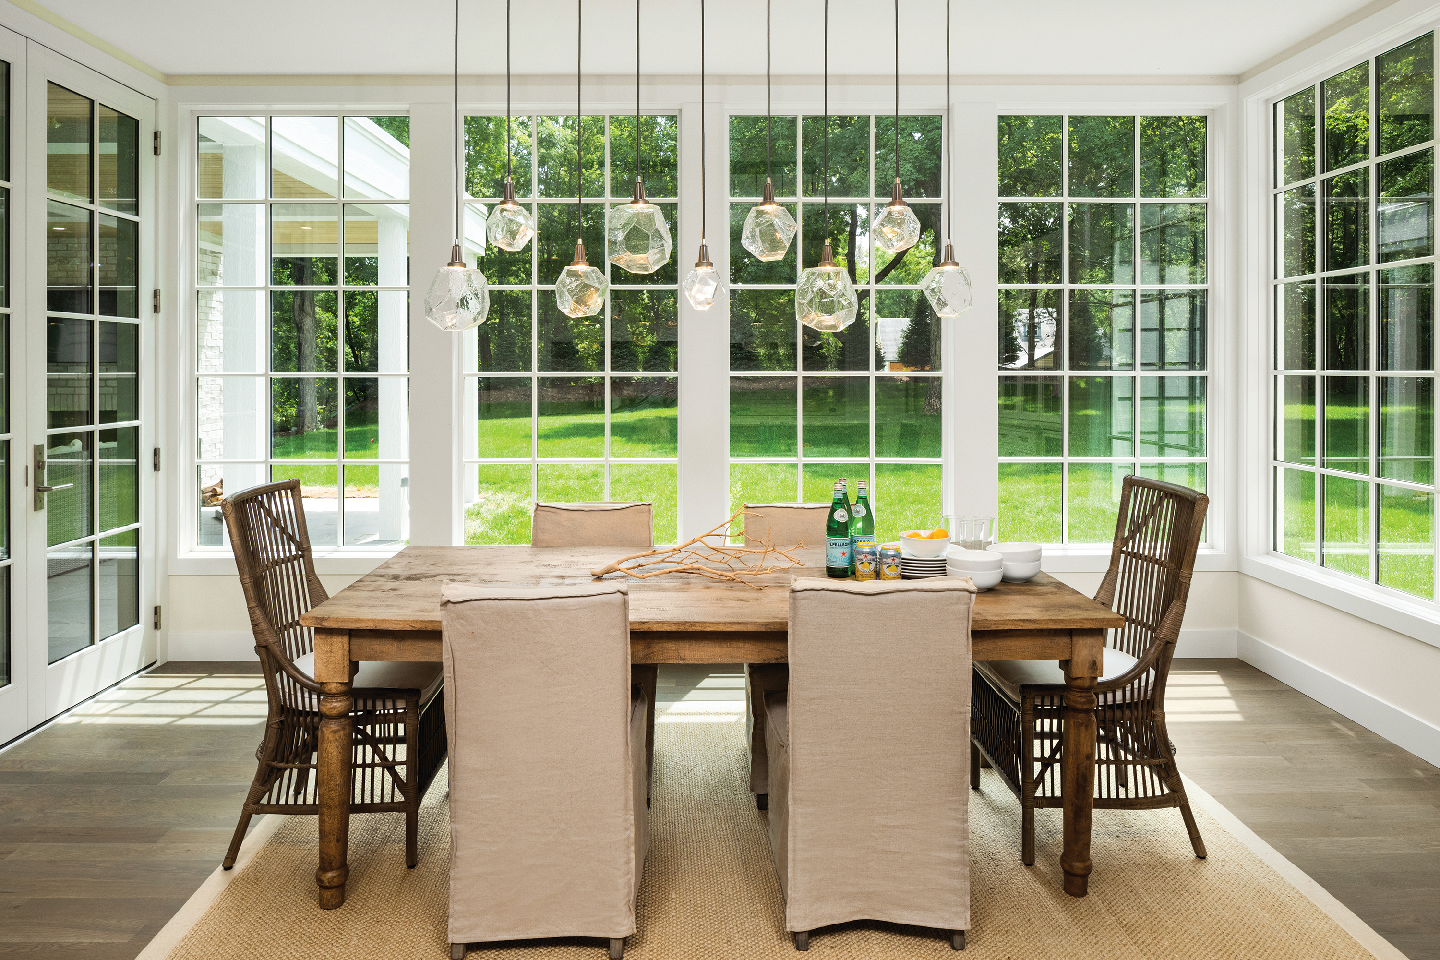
(926, 528, 949, 539)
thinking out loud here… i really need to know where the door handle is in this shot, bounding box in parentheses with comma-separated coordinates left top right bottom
(34, 443, 75, 510)
(37, 483, 74, 493)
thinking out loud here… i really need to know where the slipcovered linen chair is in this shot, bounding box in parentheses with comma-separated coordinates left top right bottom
(741, 503, 828, 810)
(219, 480, 446, 871)
(765, 578, 976, 952)
(442, 581, 648, 960)
(971, 475, 1209, 865)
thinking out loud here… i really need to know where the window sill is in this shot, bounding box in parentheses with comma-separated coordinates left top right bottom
(1239, 553, 1440, 651)
(1039, 546, 1234, 574)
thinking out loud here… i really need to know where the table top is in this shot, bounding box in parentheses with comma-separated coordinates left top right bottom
(300, 545, 1124, 635)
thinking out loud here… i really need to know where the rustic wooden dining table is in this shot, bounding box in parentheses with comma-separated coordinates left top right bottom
(299, 545, 1124, 909)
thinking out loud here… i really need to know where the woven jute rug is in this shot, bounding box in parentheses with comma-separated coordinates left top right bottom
(156, 707, 1384, 960)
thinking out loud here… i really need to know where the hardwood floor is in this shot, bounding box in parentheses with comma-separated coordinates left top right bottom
(0, 659, 1434, 960)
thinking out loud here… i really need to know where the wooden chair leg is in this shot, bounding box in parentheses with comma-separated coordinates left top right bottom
(1179, 799, 1207, 859)
(756, 793, 768, 811)
(222, 809, 254, 870)
(1021, 803, 1035, 866)
(609, 937, 625, 959)
(450, 943, 465, 959)
(969, 743, 980, 790)
(406, 803, 419, 868)
(793, 931, 810, 951)
(951, 930, 966, 950)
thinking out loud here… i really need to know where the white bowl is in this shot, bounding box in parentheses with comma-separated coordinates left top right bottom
(991, 541, 1043, 564)
(945, 548, 1004, 572)
(899, 531, 950, 559)
(951, 566, 1003, 590)
(1001, 559, 1043, 582)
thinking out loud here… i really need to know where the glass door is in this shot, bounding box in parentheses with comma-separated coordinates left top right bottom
(0, 27, 21, 744)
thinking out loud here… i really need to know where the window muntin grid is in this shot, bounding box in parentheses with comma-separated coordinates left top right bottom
(997, 114, 1210, 545)
(727, 114, 946, 543)
(461, 114, 680, 546)
(1271, 33, 1437, 601)
(194, 115, 411, 550)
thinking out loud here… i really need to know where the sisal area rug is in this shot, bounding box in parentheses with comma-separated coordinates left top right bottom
(148, 706, 1395, 960)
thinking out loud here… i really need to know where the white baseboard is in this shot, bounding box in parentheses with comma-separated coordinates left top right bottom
(1174, 627, 1238, 658)
(1239, 632, 1440, 768)
(165, 631, 260, 663)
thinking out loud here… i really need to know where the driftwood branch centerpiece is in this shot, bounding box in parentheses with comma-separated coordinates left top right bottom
(590, 511, 805, 587)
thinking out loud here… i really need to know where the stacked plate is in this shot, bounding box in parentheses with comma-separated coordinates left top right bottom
(899, 554, 949, 579)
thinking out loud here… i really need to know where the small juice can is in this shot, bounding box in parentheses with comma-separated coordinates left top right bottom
(879, 546, 902, 580)
(854, 540, 878, 580)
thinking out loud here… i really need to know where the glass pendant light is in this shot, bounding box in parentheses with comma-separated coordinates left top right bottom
(425, 0, 490, 331)
(607, 0, 673, 275)
(683, 0, 722, 311)
(555, 0, 607, 320)
(740, 0, 797, 263)
(796, 0, 858, 333)
(486, 0, 535, 253)
(921, 0, 974, 318)
(872, 0, 921, 255)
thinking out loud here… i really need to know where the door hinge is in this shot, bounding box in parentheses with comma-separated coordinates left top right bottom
(152, 289, 161, 314)
(153, 447, 161, 472)
(153, 606, 162, 630)
(153, 131, 161, 156)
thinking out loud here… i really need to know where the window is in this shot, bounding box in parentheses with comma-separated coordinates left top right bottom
(195, 115, 411, 549)
(1272, 34, 1436, 600)
(0, 59, 9, 685)
(727, 114, 944, 541)
(461, 114, 679, 545)
(997, 114, 1209, 543)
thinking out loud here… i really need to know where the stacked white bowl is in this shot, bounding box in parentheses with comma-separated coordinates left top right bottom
(990, 542, 1043, 582)
(945, 546, 1003, 590)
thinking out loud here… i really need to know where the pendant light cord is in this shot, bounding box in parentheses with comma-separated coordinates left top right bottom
(945, 0, 952, 241)
(700, 0, 707, 240)
(765, 0, 771, 181)
(823, 0, 829, 240)
(893, 0, 900, 184)
(453, 0, 461, 246)
(505, 0, 512, 184)
(636, 0, 643, 187)
(577, 0, 583, 239)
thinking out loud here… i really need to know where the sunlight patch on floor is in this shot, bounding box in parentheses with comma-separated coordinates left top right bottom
(56, 672, 267, 726)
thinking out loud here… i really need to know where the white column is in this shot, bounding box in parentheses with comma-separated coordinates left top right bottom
(407, 103, 464, 545)
(220, 145, 267, 542)
(377, 206, 408, 541)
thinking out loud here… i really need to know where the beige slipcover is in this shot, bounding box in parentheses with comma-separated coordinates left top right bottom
(765, 577, 975, 944)
(740, 503, 828, 799)
(441, 582, 648, 951)
(531, 502, 654, 548)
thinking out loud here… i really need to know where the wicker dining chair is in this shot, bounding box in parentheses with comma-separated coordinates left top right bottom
(970, 475, 1209, 865)
(219, 479, 447, 870)
(741, 503, 829, 810)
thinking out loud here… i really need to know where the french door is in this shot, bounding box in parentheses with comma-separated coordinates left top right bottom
(0, 34, 155, 743)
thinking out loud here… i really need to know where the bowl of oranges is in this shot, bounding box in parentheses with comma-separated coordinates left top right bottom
(899, 527, 951, 558)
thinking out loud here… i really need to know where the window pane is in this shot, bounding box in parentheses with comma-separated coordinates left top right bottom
(611, 463, 677, 543)
(1323, 375, 1369, 473)
(1323, 63, 1369, 172)
(46, 433, 92, 547)
(1275, 467, 1317, 561)
(538, 294, 603, 373)
(1379, 264, 1433, 370)
(1277, 282, 1317, 370)
(610, 377, 677, 457)
(477, 204, 533, 285)
(731, 289, 796, 372)
(537, 377, 603, 458)
(730, 463, 800, 527)
(48, 83, 91, 204)
(48, 201, 91, 314)
(729, 202, 797, 285)
(1276, 185, 1316, 279)
(801, 116, 869, 198)
(800, 462, 857, 505)
(0, 188, 8, 309)
(198, 204, 266, 287)
(272, 204, 338, 285)
(875, 203, 941, 285)
(1068, 203, 1134, 285)
(476, 377, 531, 458)
(341, 378, 403, 459)
(344, 116, 409, 200)
(1140, 116, 1206, 199)
(1068, 376, 1134, 457)
(538, 463, 604, 502)
(98, 214, 138, 318)
(271, 291, 337, 372)
(1323, 275, 1368, 371)
(876, 289, 938, 372)
(874, 463, 943, 543)
(272, 117, 339, 199)
(1070, 289, 1134, 371)
(801, 377, 869, 458)
(1379, 376, 1433, 484)
(611, 290, 677, 372)
(1139, 204, 1205, 284)
(1277, 375, 1318, 465)
(1140, 289, 1205, 371)
(536, 203, 603, 287)
(1276, 88, 1317, 187)
(998, 376, 1062, 456)
(48, 544, 92, 663)
(1068, 116, 1134, 198)
(1379, 484, 1433, 598)
(466, 464, 532, 545)
(197, 378, 267, 461)
(875, 377, 941, 458)
(342, 290, 408, 373)
(100, 322, 138, 425)
(1069, 463, 1133, 543)
(198, 290, 265, 374)
(875, 115, 942, 198)
(198, 117, 266, 200)
(799, 202, 867, 278)
(1323, 169, 1369, 271)
(999, 289, 1060, 370)
(801, 290, 869, 372)
(98, 530, 139, 641)
(731, 376, 796, 457)
(1378, 149, 1433, 263)
(536, 115, 604, 199)
(999, 463, 1061, 543)
(477, 290, 532, 373)
(271, 378, 339, 459)
(1322, 474, 1370, 578)
(98, 426, 137, 533)
(730, 116, 798, 198)
(609, 115, 678, 197)
(607, 200, 677, 286)
(98, 106, 138, 215)
(998, 115, 1062, 198)
(343, 202, 410, 286)
(1378, 34, 1433, 156)
(343, 463, 408, 547)
(465, 115, 531, 199)
(270, 464, 339, 545)
(1139, 376, 1205, 457)
(1138, 461, 1206, 494)
(48, 317, 90, 430)
(999, 202, 1062, 285)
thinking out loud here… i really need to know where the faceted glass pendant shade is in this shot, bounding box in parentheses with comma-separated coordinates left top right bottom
(741, 180, 797, 262)
(922, 243, 974, 318)
(873, 179, 921, 254)
(555, 239, 608, 318)
(486, 180, 535, 252)
(682, 244, 722, 310)
(796, 242, 858, 332)
(607, 180, 673, 274)
(424, 245, 490, 331)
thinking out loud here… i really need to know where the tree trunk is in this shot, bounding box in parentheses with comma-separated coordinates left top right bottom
(294, 259, 318, 433)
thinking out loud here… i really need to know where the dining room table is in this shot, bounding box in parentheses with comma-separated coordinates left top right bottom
(298, 544, 1124, 909)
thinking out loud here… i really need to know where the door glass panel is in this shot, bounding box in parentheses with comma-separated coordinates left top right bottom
(100, 321, 138, 424)
(98, 105, 138, 215)
(47, 433, 92, 547)
(48, 201, 91, 313)
(47, 543, 93, 663)
(99, 213, 138, 317)
(48, 317, 91, 429)
(98, 531, 138, 640)
(47, 83, 91, 203)
(99, 426, 138, 533)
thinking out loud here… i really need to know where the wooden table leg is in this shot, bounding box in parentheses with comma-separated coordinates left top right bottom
(1061, 629, 1104, 898)
(315, 629, 353, 910)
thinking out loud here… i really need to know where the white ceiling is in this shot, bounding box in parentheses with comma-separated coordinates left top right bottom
(40, 0, 1382, 79)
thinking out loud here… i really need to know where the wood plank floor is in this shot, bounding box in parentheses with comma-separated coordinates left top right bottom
(0, 659, 1434, 960)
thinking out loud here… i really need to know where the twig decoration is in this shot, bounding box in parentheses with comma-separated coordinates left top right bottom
(591, 511, 805, 587)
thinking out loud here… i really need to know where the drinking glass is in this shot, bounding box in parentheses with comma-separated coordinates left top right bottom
(948, 515, 998, 549)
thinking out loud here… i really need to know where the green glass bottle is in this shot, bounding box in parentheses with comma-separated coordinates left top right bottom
(838, 477, 854, 573)
(825, 480, 852, 578)
(850, 479, 875, 563)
